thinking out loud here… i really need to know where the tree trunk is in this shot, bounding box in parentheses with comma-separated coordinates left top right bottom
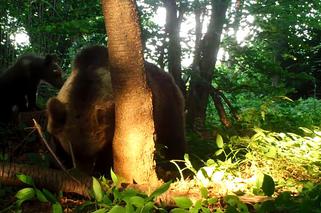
(187, 0, 229, 129)
(101, 0, 158, 184)
(164, 0, 186, 97)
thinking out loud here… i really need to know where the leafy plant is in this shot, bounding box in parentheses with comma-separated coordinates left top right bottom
(11, 174, 63, 213)
(77, 169, 172, 212)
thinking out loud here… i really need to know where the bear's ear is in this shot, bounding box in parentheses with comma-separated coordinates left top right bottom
(95, 106, 107, 125)
(94, 103, 115, 125)
(47, 97, 67, 131)
(45, 54, 58, 64)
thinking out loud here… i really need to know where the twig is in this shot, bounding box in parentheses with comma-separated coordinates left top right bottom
(32, 119, 80, 184)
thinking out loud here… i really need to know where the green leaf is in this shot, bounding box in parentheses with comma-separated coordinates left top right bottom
(91, 208, 108, 213)
(257, 200, 275, 213)
(183, 154, 190, 162)
(52, 203, 63, 213)
(109, 205, 126, 213)
(237, 202, 249, 213)
(35, 189, 48, 202)
(42, 189, 58, 203)
(194, 200, 202, 209)
(92, 177, 103, 202)
(224, 195, 240, 207)
(15, 187, 35, 200)
(215, 149, 224, 156)
(141, 201, 154, 213)
(16, 174, 34, 186)
(265, 147, 277, 158)
(102, 195, 112, 205)
(129, 196, 145, 207)
(206, 159, 215, 166)
(299, 127, 313, 134)
(149, 181, 171, 199)
(125, 203, 134, 212)
(200, 187, 208, 198)
(255, 173, 264, 189)
(216, 134, 224, 148)
(110, 168, 118, 185)
(173, 197, 193, 209)
(262, 174, 275, 196)
(170, 208, 189, 213)
(208, 197, 218, 204)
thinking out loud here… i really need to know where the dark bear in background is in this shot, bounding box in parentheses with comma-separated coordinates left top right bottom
(47, 45, 186, 175)
(0, 54, 64, 123)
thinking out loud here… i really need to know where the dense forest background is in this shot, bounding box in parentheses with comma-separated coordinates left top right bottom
(1, 0, 321, 212)
(1, 0, 321, 131)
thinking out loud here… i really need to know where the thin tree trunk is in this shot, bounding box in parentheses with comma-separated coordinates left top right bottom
(164, 0, 186, 97)
(101, 0, 158, 184)
(187, 0, 229, 129)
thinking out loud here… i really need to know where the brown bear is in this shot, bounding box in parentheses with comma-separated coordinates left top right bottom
(0, 54, 64, 123)
(47, 45, 186, 175)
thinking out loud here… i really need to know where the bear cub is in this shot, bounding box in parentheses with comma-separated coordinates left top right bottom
(0, 54, 64, 123)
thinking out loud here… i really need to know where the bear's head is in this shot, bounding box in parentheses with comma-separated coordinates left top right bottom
(42, 54, 64, 88)
(46, 46, 114, 172)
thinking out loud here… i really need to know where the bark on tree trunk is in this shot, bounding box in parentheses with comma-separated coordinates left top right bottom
(101, 0, 158, 184)
(187, 0, 229, 129)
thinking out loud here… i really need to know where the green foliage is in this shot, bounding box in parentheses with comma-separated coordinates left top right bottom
(256, 183, 321, 213)
(77, 170, 172, 212)
(207, 96, 321, 134)
(261, 174, 275, 197)
(11, 174, 63, 212)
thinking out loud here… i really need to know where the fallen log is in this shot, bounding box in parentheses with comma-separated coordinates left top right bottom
(0, 162, 272, 207)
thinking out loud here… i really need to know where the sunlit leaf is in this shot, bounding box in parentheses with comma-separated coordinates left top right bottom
(170, 208, 189, 213)
(52, 203, 63, 213)
(300, 127, 314, 135)
(206, 159, 215, 165)
(208, 197, 218, 204)
(110, 168, 118, 185)
(92, 177, 103, 202)
(125, 203, 135, 212)
(142, 201, 154, 213)
(215, 149, 224, 156)
(173, 197, 193, 209)
(184, 154, 190, 162)
(130, 196, 145, 207)
(194, 200, 202, 209)
(265, 147, 277, 158)
(149, 181, 171, 199)
(15, 187, 35, 200)
(91, 208, 107, 213)
(216, 134, 224, 148)
(109, 205, 126, 213)
(16, 174, 34, 186)
(200, 187, 208, 198)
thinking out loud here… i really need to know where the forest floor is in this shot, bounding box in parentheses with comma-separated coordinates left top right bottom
(1, 119, 321, 212)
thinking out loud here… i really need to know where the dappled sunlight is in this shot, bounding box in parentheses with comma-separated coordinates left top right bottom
(185, 126, 321, 198)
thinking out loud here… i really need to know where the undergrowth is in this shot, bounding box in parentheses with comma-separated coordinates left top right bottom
(3, 98, 321, 212)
